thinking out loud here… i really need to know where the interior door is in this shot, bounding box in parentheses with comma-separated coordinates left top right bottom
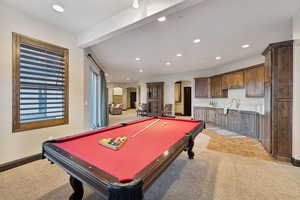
(130, 92, 136, 108)
(184, 87, 192, 116)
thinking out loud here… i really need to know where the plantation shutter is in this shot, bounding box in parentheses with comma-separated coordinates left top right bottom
(13, 33, 69, 132)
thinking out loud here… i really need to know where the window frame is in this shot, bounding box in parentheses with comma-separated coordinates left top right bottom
(12, 33, 69, 132)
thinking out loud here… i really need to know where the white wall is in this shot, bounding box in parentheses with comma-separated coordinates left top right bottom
(0, 4, 85, 164)
(293, 10, 300, 160)
(139, 55, 265, 116)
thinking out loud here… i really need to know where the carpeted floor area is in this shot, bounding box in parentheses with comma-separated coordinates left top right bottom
(1, 112, 300, 200)
(109, 109, 144, 125)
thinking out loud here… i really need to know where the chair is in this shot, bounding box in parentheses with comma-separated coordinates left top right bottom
(110, 104, 123, 115)
(162, 104, 173, 117)
(136, 103, 148, 116)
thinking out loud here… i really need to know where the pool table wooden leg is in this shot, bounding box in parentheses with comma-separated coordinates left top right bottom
(187, 140, 195, 159)
(69, 176, 84, 200)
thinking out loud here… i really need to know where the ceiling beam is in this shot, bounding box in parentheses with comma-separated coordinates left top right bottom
(77, 0, 205, 48)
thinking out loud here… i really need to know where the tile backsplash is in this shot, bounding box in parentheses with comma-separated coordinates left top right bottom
(193, 89, 265, 114)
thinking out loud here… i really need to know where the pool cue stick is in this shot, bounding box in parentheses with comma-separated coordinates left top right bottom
(131, 119, 160, 138)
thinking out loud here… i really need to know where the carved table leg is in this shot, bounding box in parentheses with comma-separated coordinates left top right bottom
(69, 176, 84, 200)
(187, 140, 195, 159)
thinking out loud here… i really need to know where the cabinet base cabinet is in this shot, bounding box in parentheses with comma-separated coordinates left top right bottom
(193, 107, 259, 139)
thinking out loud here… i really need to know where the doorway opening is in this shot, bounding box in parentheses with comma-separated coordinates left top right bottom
(174, 80, 192, 117)
(127, 87, 137, 109)
(90, 68, 101, 128)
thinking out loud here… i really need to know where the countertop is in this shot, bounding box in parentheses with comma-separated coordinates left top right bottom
(194, 106, 264, 115)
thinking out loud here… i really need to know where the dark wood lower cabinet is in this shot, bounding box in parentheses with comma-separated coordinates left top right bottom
(193, 107, 259, 139)
(272, 100, 293, 159)
(240, 111, 258, 139)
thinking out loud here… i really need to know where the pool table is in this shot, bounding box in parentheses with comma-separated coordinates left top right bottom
(42, 117, 205, 200)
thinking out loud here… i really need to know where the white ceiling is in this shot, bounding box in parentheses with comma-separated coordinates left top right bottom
(0, 0, 133, 33)
(3, 0, 300, 82)
(91, 0, 300, 82)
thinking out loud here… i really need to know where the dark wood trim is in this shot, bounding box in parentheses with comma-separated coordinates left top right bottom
(262, 40, 294, 56)
(12, 33, 69, 132)
(291, 157, 300, 167)
(0, 153, 42, 172)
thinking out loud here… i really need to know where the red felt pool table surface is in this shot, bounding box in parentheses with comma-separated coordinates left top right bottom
(54, 117, 201, 182)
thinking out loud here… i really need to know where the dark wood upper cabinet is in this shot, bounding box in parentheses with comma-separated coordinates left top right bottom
(245, 64, 265, 97)
(262, 40, 293, 160)
(221, 74, 229, 89)
(222, 71, 244, 89)
(194, 78, 210, 98)
(194, 64, 266, 99)
(210, 76, 228, 98)
(230, 71, 244, 89)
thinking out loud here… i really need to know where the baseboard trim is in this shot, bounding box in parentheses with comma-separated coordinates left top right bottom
(291, 157, 300, 167)
(0, 153, 42, 172)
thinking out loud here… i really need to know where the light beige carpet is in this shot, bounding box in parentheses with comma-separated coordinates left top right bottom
(1, 114, 300, 200)
(109, 109, 144, 125)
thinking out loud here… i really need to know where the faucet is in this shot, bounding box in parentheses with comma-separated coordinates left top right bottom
(230, 98, 241, 109)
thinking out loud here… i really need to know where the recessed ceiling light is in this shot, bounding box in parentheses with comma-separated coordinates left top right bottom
(242, 44, 250, 48)
(176, 53, 182, 57)
(193, 38, 201, 44)
(157, 16, 166, 22)
(139, 69, 143, 73)
(132, 0, 139, 9)
(135, 57, 141, 61)
(52, 4, 64, 13)
(165, 62, 171, 66)
(216, 56, 222, 60)
(126, 77, 131, 81)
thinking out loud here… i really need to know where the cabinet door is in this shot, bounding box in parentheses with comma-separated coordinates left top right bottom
(245, 68, 256, 97)
(193, 107, 207, 121)
(274, 101, 292, 158)
(207, 109, 216, 124)
(227, 110, 240, 132)
(195, 78, 209, 98)
(256, 65, 265, 96)
(245, 65, 265, 97)
(216, 109, 226, 128)
(210, 76, 222, 98)
(273, 46, 293, 99)
(264, 51, 272, 84)
(222, 74, 229, 89)
(240, 112, 257, 139)
(229, 71, 244, 89)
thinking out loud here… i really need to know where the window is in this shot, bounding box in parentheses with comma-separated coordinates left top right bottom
(113, 87, 123, 95)
(12, 33, 69, 132)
